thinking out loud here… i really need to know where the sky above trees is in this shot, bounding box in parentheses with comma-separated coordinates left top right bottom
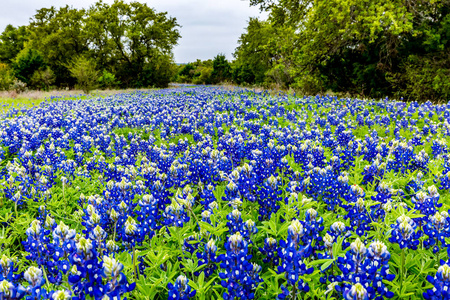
(0, 0, 266, 63)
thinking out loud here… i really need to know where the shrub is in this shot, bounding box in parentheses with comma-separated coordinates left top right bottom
(0, 63, 16, 90)
(98, 70, 120, 89)
(9, 79, 27, 93)
(30, 67, 55, 91)
(67, 56, 99, 94)
(211, 53, 231, 84)
(12, 48, 45, 86)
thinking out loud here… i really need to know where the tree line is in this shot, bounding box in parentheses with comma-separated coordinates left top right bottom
(232, 0, 450, 101)
(0, 0, 180, 92)
(1, 0, 448, 101)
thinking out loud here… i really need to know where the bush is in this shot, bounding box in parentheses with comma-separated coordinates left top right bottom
(211, 53, 231, 84)
(30, 67, 55, 91)
(9, 79, 27, 93)
(98, 70, 120, 89)
(192, 66, 213, 85)
(68, 56, 99, 94)
(12, 48, 45, 86)
(387, 53, 450, 102)
(0, 63, 16, 90)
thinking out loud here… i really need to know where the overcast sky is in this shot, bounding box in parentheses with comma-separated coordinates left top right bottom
(0, 0, 266, 63)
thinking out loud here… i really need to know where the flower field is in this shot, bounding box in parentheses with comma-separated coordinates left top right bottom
(1, 86, 450, 300)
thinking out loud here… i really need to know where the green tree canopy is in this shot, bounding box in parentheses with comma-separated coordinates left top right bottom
(211, 54, 231, 84)
(12, 47, 45, 86)
(0, 0, 180, 90)
(236, 0, 450, 101)
(0, 25, 28, 64)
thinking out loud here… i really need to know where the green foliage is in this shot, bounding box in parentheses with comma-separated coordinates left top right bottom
(30, 66, 55, 91)
(28, 5, 87, 87)
(211, 53, 231, 84)
(0, 25, 28, 64)
(86, 1, 180, 88)
(67, 56, 99, 94)
(0, 63, 16, 90)
(174, 59, 214, 85)
(98, 70, 120, 89)
(239, 0, 450, 101)
(387, 53, 450, 102)
(12, 48, 45, 86)
(8, 79, 27, 93)
(0, 0, 181, 90)
(140, 54, 178, 88)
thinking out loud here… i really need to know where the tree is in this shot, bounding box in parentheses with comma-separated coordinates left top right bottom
(12, 48, 45, 86)
(24, 0, 180, 89)
(177, 63, 196, 82)
(233, 18, 286, 87)
(0, 25, 28, 64)
(174, 59, 214, 85)
(30, 67, 55, 91)
(239, 0, 450, 101)
(28, 5, 88, 87)
(0, 63, 16, 90)
(98, 70, 120, 89)
(86, 0, 180, 88)
(68, 56, 99, 93)
(211, 54, 231, 84)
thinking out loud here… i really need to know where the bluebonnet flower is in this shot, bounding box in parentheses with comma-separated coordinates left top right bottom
(431, 139, 448, 159)
(424, 263, 450, 300)
(277, 220, 314, 299)
(344, 198, 372, 236)
(0, 256, 21, 284)
(168, 275, 196, 300)
(219, 232, 261, 300)
(121, 216, 144, 247)
(406, 171, 425, 194)
(344, 283, 368, 300)
(389, 215, 422, 250)
(438, 171, 450, 191)
(0, 279, 26, 300)
(102, 255, 136, 298)
(243, 219, 258, 238)
(361, 158, 385, 185)
(24, 266, 47, 299)
(136, 194, 159, 239)
(333, 239, 395, 299)
(200, 184, 216, 207)
(49, 290, 71, 300)
(196, 239, 219, 278)
(259, 237, 280, 266)
(424, 211, 450, 253)
(327, 221, 351, 249)
(163, 201, 190, 228)
(303, 208, 324, 249)
(226, 209, 244, 234)
(412, 187, 442, 230)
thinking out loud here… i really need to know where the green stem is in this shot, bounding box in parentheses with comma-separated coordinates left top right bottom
(112, 220, 118, 241)
(189, 208, 199, 225)
(14, 201, 18, 219)
(42, 265, 51, 290)
(133, 246, 139, 281)
(400, 248, 406, 295)
(292, 283, 297, 300)
(436, 236, 439, 268)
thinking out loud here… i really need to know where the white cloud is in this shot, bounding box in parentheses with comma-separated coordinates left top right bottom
(0, 0, 266, 63)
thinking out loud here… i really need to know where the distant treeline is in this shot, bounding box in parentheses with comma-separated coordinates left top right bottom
(0, 0, 180, 92)
(1, 0, 449, 101)
(231, 0, 450, 101)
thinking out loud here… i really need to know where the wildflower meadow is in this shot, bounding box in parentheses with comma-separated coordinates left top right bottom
(1, 86, 450, 300)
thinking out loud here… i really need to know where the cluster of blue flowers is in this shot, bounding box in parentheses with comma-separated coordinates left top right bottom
(1, 87, 450, 299)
